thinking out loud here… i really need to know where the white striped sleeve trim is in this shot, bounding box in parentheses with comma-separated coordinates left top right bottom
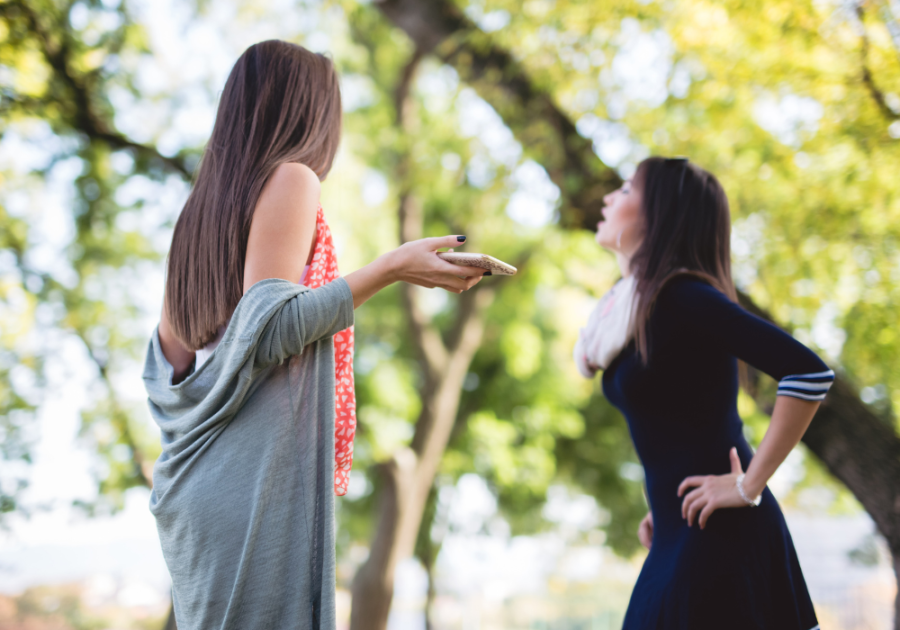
(779, 381, 832, 391)
(781, 369, 835, 380)
(778, 369, 835, 402)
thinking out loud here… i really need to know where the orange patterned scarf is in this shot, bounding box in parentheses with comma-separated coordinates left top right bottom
(304, 205, 356, 496)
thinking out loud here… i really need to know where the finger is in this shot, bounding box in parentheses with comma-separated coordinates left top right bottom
(729, 447, 743, 475)
(685, 488, 706, 524)
(687, 495, 707, 527)
(463, 276, 483, 290)
(681, 488, 696, 519)
(681, 487, 703, 519)
(638, 524, 651, 550)
(445, 276, 470, 291)
(677, 476, 704, 497)
(438, 278, 469, 292)
(699, 502, 717, 529)
(437, 262, 486, 278)
(638, 518, 652, 547)
(426, 235, 467, 250)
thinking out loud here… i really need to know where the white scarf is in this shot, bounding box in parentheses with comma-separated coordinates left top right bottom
(573, 275, 638, 377)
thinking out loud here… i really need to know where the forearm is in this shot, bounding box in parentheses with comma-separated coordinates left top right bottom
(742, 395, 820, 498)
(344, 252, 399, 309)
(343, 235, 483, 308)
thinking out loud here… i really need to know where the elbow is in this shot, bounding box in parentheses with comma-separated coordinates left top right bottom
(255, 305, 306, 367)
(254, 336, 301, 368)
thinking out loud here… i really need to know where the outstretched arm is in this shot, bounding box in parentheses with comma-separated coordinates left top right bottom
(253, 235, 488, 367)
(344, 236, 484, 308)
(160, 162, 487, 379)
(243, 162, 485, 309)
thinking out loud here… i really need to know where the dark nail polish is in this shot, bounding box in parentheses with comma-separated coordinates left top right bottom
(483, 271, 492, 276)
(457, 235, 466, 242)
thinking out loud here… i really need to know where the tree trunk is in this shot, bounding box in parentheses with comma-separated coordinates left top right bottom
(350, 452, 416, 629)
(349, 51, 496, 630)
(350, 252, 495, 630)
(349, 259, 495, 630)
(416, 485, 443, 630)
(373, 0, 900, 625)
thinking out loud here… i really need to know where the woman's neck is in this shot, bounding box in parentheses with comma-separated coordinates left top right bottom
(616, 251, 633, 278)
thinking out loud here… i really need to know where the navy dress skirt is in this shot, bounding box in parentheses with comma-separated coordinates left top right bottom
(603, 276, 833, 630)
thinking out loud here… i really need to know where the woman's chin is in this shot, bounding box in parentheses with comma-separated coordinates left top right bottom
(595, 232, 612, 249)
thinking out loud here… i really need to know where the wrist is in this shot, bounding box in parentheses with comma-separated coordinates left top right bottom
(743, 471, 767, 500)
(375, 250, 401, 285)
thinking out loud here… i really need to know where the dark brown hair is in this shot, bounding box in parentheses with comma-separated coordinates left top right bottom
(165, 40, 342, 351)
(630, 157, 736, 363)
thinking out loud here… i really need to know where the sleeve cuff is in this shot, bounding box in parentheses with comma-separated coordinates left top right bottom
(777, 369, 835, 401)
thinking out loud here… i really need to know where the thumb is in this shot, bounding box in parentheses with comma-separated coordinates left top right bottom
(729, 447, 743, 475)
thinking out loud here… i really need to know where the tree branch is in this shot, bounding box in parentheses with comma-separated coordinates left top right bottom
(3, 0, 193, 178)
(375, 0, 621, 231)
(878, 0, 900, 61)
(857, 4, 900, 121)
(399, 282, 449, 377)
(79, 334, 154, 490)
(395, 47, 426, 126)
(410, 284, 494, 458)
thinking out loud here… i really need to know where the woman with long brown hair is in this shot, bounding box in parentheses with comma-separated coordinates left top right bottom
(575, 157, 832, 629)
(142, 40, 485, 629)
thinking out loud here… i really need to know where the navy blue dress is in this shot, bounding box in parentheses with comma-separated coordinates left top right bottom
(603, 276, 833, 630)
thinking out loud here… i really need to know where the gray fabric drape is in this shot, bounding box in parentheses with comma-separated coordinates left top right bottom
(143, 277, 354, 630)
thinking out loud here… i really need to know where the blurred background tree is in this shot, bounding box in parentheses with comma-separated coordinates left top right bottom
(1, 0, 898, 628)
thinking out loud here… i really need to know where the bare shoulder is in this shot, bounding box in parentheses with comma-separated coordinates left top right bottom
(267, 161, 321, 194)
(244, 163, 321, 292)
(251, 162, 320, 234)
(258, 162, 321, 212)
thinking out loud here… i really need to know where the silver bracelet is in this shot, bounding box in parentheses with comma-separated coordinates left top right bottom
(736, 474, 762, 507)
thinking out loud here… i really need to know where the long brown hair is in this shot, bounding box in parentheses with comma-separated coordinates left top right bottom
(629, 157, 736, 363)
(165, 40, 342, 351)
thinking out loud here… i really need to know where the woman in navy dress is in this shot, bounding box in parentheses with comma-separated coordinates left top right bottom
(575, 157, 832, 630)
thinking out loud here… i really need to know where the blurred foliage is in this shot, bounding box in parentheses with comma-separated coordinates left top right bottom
(472, 0, 900, 421)
(0, 0, 191, 517)
(1, 0, 898, 574)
